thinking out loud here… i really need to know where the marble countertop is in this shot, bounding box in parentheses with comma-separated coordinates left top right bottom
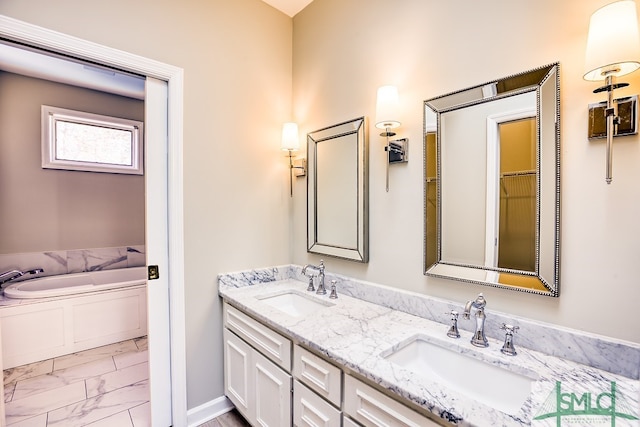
(219, 275, 639, 427)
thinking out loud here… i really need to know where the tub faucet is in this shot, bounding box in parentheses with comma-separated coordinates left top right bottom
(301, 260, 326, 295)
(463, 293, 488, 347)
(0, 268, 44, 286)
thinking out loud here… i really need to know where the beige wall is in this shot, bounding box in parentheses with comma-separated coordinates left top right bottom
(0, 0, 294, 410)
(0, 71, 145, 254)
(3, 0, 640, 416)
(292, 0, 640, 344)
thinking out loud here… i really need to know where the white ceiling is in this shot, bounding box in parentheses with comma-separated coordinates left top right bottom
(261, 0, 314, 17)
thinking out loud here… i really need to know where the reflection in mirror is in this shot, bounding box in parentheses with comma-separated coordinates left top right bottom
(424, 63, 560, 296)
(496, 118, 536, 272)
(308, 117, 368, 262)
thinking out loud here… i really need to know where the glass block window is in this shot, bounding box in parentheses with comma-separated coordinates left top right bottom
(42, 105, 144, 175)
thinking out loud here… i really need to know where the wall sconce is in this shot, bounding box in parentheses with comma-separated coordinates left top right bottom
(375, 85, 408, 192)
(281, 122, 306, 197)
(584, 0, 640, 184)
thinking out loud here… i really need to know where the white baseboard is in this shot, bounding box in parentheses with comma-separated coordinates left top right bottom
(186, 395, 234, 427)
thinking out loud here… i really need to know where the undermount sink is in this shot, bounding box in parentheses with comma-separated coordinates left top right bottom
(257, 291, 334, 317)
(383, 336, 536, 415)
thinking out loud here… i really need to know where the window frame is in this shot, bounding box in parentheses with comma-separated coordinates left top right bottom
(41, 105, 144, 175)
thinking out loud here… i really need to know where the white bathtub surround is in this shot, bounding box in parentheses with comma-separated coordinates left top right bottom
(218, 266, 640, 426)
(126, 246, 146, 269)
(3, 337, 149, 426)
(0, 251, 68, 279)
(0, 279, 147, 369)
(0, 245, 146, 280)
(67, 247, 129, 273)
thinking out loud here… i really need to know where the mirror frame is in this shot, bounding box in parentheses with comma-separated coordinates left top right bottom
(423, 63, 560, 296)
(307, 117, 369, 262)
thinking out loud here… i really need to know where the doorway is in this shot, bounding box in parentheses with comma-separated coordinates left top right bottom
(0, 15, 186, 426)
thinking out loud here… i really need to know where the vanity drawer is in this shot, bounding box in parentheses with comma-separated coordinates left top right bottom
(344, 374, 440, 427)
(293, 345, 342, 406)
(343, 417, 360, 427)
(223, 303, 291, 371)
(293, 380, 341, 427)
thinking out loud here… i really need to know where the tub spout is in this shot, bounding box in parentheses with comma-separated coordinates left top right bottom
(0, 268, 44, 286)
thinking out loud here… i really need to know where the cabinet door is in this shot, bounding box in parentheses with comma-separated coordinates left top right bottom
(223, 329, 253, 421)
(254, 349, 292, 427)
(293, 380, 341, 427)
(344, 375, 441, 427)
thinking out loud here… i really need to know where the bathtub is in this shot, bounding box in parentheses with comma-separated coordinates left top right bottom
(0, 267, 148, 369)
(2, 266, 146, 299)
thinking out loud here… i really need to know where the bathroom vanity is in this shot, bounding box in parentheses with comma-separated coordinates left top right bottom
(222, 301, 438, 426)
(219, 265, 640, 427)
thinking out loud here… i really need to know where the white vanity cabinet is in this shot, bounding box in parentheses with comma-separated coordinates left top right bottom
(223, 304, 292, 426)
(222, 301, 446, 427)
(344, 375, 441, 427)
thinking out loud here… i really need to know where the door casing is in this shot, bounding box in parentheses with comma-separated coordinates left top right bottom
(0, 14, 188, 426)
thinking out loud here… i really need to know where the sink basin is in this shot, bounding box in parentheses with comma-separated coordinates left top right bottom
(383, 336, 535, 415)
(257, 291, 334, 317)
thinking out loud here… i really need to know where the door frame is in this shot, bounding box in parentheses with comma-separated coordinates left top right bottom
(0, 15, 188, 426)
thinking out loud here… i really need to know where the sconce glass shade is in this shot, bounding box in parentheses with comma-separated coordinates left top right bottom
(375, 85, 401, 129)
(281, 122, 300, 151)
(584, 0, 640, 81)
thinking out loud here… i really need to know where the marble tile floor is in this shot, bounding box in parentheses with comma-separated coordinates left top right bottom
(3, 337, 149, 426)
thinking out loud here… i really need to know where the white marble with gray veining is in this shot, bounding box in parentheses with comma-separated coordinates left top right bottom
(218, 265, 640, 427)
(0, 246, 147, 308)
(4, 338, 149, 426)
(0, 245, 146, 279)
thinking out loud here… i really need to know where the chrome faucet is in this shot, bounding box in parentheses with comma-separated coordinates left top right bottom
(0, 268, 44, 286)
(301, 260, 326, 295)
(462, 293, 488, 347)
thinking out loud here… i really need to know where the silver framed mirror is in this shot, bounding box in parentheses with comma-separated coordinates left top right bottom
(307, 117, 369, 262)
(424, 63, 560, 296)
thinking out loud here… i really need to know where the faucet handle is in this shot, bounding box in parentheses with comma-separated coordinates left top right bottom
(306, 275, 315, 292)
(445, 310, 460, 338)
(329, 280, 338, 299)
(500, 323, 519, 334)
(445, 310, 459, 319)
(500, 323, 519, 356)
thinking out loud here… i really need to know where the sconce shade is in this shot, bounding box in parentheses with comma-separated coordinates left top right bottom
(375, 85, 401, 129)
(281, 122, 300, 151)
(584, 0, 640, 81)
